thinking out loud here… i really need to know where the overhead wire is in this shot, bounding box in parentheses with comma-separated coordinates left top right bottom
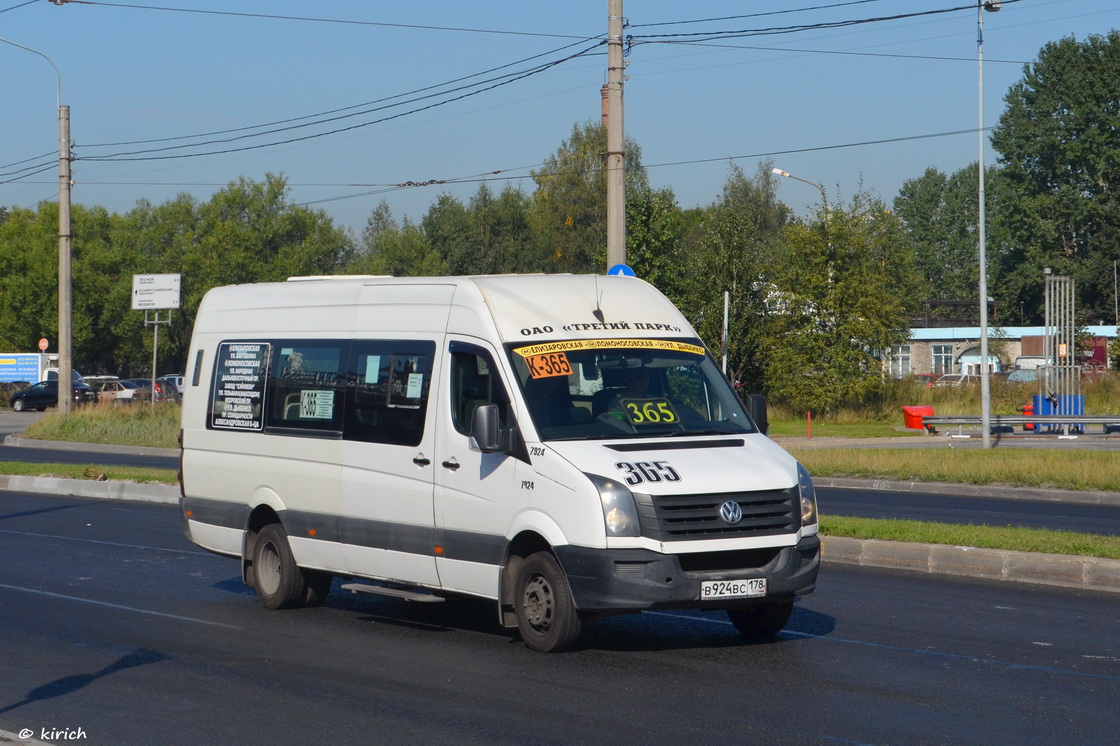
(83, 37, 603, 149)
(1, 0, 1038, 201)
(51, 1, 594, 40)
(628, 1, 1026, 44)
(77, 40, 605, 163)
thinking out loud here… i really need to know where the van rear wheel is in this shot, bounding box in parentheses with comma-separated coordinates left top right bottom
(727, 599, 794, 637)
(514, 552, 582, 653)
(252, 523, 308, 610)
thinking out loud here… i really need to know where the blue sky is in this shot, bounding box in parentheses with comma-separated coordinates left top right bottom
(2, 1, 1118, 237)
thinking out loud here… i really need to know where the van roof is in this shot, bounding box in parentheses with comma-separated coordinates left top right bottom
(196, 274, 699, 346)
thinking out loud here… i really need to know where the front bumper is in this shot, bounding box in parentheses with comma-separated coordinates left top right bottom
(554, 534, 819, 613)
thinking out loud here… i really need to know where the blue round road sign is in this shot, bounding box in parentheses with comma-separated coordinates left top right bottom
(607, 264, 636, 277)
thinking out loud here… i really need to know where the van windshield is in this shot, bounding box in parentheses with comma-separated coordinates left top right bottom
(507, 339, 757, 440)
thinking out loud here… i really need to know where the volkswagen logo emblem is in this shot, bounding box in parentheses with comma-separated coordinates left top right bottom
(719, 500, 743, 524)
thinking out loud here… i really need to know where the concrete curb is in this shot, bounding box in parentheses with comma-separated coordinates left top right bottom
(0, 474, 179, 504)
(3, 434, 178, 458)
(823, 536, 1120, 595)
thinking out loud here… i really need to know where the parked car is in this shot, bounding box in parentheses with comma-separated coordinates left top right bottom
(933, 373, 979, 387)
(94, 379, 141, 404)
(156, 375, 182, 401)
(121, 378, 167, 403)
(10, 379, 94, 411)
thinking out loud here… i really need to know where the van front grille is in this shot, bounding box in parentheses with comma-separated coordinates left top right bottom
(636, 487, 798, 541)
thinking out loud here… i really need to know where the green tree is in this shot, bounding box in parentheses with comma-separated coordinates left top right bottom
(421, 194, 472, 274)
(894, 164, 1015, 324)
(172, 175, 354, 370)
(625, 187, 685, 295)
(466, 183, 537, 273)
(991, 31, 1120, 323)
(0, 203, 64, 353)
(352, 214, 445, 277)
(762, 192, 917, 414)
(529, 121, 649, 274)
(674, 164, 789, 391)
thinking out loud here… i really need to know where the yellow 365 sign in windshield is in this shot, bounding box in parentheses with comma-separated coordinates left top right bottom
(620, 397, 679, 426)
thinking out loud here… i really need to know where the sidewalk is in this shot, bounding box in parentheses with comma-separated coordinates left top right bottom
(3, 434, 1118, 596)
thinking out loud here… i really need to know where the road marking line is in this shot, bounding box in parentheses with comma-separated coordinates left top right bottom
(0, 529, 212, 556)
(0, 583, 242, 630)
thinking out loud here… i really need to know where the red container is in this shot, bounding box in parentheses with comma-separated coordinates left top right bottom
(901, 405, 935, 431)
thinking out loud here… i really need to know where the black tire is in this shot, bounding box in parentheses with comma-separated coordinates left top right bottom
(727, 599, 794, 638)
(11, 399, 25, 412)
(251, 523, 308, 610)
(514, 552, 582, 653)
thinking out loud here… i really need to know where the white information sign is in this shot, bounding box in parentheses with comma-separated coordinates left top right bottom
(132, 274, 182, 310)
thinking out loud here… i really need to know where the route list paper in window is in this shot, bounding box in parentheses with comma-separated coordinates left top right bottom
(211, 342, 270, 430)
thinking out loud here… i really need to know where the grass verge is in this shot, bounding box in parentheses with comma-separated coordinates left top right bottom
(20, 402, 180, 449)
(0, 461, 177, 485)
(789, 447, 1120, 493)
(821, 515, 1120, 560)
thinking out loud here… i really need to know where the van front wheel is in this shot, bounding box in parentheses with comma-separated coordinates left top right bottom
(514, 552, 582, 653)
(252, 523, 308, 610)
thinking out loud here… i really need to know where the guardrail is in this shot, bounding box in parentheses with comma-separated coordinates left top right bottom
(923, 414, 1120, 436)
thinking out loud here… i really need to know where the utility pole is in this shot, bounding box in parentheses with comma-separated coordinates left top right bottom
(58, 104, 73, 414)
(605, 0, 626, 270)
(977, 0, 1001, 448)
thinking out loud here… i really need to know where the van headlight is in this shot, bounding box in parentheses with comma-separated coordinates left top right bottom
(798, 463, 818, 528)
(586, 474, 641, 538)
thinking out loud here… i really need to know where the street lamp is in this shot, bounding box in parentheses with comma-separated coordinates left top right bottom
(771, 167, 827, 213)
(772, 166, 832, 257)
(1, 38, 73, 414)
(978, 0, 1000, 448)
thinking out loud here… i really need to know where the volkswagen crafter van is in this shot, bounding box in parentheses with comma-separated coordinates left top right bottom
(179, 274, 819, 652)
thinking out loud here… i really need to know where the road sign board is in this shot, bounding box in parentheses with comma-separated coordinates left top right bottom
(132, 273, 181, 310)
(38, 338, 48, 351)
(607, 264, 635, 277)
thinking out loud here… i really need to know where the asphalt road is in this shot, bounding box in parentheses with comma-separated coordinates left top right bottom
(1, 491, 1117, 746)
(818, 485, 1120, 536)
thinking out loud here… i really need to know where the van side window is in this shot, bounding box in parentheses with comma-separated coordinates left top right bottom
(266, 341, 347, 433)
(345, 340, 435, 446)
(450, 344, 509, 436)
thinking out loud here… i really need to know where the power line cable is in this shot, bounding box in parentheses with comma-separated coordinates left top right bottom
(629, 1, 1025, 44)
(0, 161, 56, 184)
(629, 0, 889, 28)
(293, 126, 993, 207)
(81, 37, 602, 149)
(0, 0, 37, 13)
(58, 1, 593, 40)
(78, 42, 605, 163)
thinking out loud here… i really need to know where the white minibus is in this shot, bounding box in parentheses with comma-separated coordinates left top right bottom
(179, 274, 819, 652)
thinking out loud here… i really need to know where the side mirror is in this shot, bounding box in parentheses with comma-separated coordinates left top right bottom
(470, 403, 503, 452)
(745, 394, 769, 436)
